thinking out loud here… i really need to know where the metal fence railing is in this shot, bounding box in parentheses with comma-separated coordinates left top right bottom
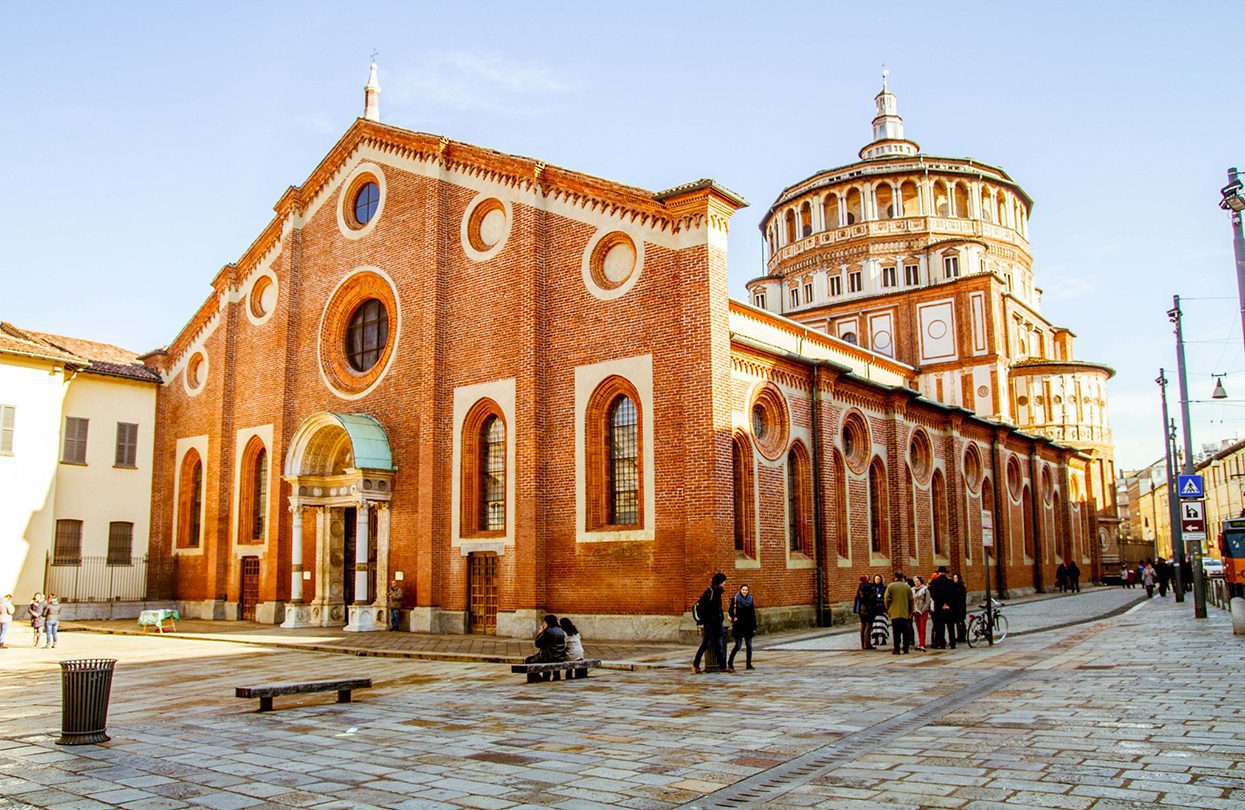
(44, 554, 149, 603)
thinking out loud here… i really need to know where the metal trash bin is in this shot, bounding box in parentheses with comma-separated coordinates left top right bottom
(56, 659, 116, 745)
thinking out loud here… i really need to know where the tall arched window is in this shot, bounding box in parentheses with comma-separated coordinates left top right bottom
(732, 433, 756, 558)
(832, 449, 849, 558)
(784, 210, 796, 244)
(787, 442, 811, 554)
(1022, 485, 1035, 559)
(876, 184, 896, 219)
(461, 399, 506, 536)
(868, 458, 888, 556)
(238, 437, 268, 544)
(586, 376, 644, 530)
(931, 469, 947, 558)
(823, 195, 840, 229)
(178, 449, 203, 549)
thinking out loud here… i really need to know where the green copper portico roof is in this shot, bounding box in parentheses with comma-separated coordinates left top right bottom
(331, 412, 394, 471)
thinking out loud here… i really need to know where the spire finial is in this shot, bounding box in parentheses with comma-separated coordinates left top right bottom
(363, 55, 381, 122)
(882, 65, 889, 91)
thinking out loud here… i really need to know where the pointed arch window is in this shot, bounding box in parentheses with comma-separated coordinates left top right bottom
(868, 458, 888, 556)
(832, 449, 849, 559)
(178, 449, 203, 549)
(932, 469, 948, 558)
(462, 399, 507, 537)
(732, 433, 756, 558)
(787, 442, 812, 554)
(586, 376, 644, 530)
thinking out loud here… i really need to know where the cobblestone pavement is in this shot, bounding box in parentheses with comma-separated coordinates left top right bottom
(2, 595, 1240, 809)
(770, 587, 1146, 653)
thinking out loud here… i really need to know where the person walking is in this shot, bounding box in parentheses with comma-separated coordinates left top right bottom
(1142, 562, 1156, 598)
(951, 573, 969, 644)
(928, 567, 956, 649)
(1067, 561, 1081, 594)
(727, 584, 756, 671)
(1055, 562, 1068, 593)
(853, 576, 876, 650)
(44, 595, 60, 649)
(387, 579, 403, 631)
(1156, 559, 1170, 598)
(29, 593, 46, 648)
(911, 576, 931, 652)
(884, 572, 915, 655)
(1120, 563, 1131, 588)
(692, 572, 727, 673)
(0, 593, 13, 649)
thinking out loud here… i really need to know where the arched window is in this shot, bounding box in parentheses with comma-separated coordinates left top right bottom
(787, 442, 811, 554)
(586, 376, 643, 530)
(934, 181, 950, 217)
(824, 195, 841, 229)
(732, 433, 756, 558)
(868, 458, 888, 556)
(784, 210, 796, 244)
(876, 184, 896, 219)
(900, 180, 920, 216)
(832, 449, 849, 558)
(954, 183, 971, 219)
(178, 449, 203, 549)
(238, 438, 267, 543)
(462, 399, 506, 536)
(932, 469, 947, 558)
(1022, 485, 1035, 559)
(800, 202, 812, 237)
(1053, 492, 1065, 562)
(846, 188, 862, 224)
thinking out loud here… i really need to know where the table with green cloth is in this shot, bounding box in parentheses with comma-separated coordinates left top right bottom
(137, 609, 180, 633)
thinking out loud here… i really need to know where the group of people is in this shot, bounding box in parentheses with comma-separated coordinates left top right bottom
(523, 614, 588, 681)
(1121, 558, 1181, 598)
(1054, 561, 1082, 593)
(691, 572, 757, 673)
(855, 566, 967, 654)
(0, 592, 61, 649)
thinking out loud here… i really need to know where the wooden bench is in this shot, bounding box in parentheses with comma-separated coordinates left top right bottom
(235, 678, 372, 712)
(511, 659, 601, 682)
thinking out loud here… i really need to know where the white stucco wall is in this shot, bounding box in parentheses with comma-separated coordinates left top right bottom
(52, 373, 156, 599)
(0, 356, 69, 599)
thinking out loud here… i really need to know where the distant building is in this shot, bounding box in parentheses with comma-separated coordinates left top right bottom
(751, 77, 1119, 567)
(0, 323, 159, 610)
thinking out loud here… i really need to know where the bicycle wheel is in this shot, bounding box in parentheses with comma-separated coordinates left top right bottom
(993, 614, 1009, 642)
(966, 615, 985, 648)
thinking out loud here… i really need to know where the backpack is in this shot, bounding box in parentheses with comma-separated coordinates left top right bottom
(692, 587, 712, 625)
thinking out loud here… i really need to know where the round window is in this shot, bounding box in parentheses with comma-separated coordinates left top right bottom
(752, 404, 767, 440)
(909, 429, 932, 483)
(963, 444, 983, 492)
(344, 298, 389, 373)
(353, 181, 380, 227)
(749, 383, 790, 460)
(842, 411, 870, 473)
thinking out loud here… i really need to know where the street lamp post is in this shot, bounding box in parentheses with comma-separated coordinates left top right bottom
(1169, 296, 1209, 618)
(1219, 168, 1245, 358)
(1158, 370, 1186, 601)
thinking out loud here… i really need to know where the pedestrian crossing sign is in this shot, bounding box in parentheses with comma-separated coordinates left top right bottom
(1178, 474, 1204, 499)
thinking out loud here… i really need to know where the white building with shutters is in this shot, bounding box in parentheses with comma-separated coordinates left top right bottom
(0, 322, 158, 615)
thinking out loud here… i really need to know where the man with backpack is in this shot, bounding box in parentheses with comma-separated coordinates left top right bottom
(692, 572, 727, 673)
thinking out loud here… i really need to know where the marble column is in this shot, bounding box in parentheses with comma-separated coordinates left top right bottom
(345, 499, 381, 632)
(281, 501, 314, 628)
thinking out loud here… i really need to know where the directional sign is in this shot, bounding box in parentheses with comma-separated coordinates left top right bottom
(1178, 474, 1204, 499)
(1181, 500, 1206, 534)
(981, 509, 994, 547)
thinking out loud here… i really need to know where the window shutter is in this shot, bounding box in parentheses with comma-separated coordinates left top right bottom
(0, 405, 14, 454)
(63, 417, 89, 464)
(115, 423, 138, 467)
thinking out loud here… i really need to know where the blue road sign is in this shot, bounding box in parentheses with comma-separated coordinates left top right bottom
(1178, 474, 1204, 499)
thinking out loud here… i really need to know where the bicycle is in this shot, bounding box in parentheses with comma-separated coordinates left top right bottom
(965, 597, 1008, 647)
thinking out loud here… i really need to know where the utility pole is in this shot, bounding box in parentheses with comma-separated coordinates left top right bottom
(1158, 370, 1185, 602)
(1218, 168, 1245, 357)
(1169, 296, 1208, 618)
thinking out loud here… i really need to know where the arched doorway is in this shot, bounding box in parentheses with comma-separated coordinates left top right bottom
(281, 412, 395, 632)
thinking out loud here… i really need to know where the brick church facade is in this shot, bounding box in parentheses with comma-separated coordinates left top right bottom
(144, 66, 1104, 639)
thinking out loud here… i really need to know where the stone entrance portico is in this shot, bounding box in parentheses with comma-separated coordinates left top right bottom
(280, 412, 394, 632)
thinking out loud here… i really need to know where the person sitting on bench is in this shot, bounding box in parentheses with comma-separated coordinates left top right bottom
(559, 617, 588, 678)
(524, 614, 567, 681)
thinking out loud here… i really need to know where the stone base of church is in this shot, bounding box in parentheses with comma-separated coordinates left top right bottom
(408, 607, 466, 634)
(344, 604, 384, 633)
(256, 601, 285, 625)
(281, 603, 316, 628)
(496, 609, 539, 639)
(175, 599, 229, 620)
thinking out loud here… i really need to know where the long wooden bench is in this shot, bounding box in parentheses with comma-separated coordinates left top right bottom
(235, 678, 372, 712)
(511, 659, 601, 682)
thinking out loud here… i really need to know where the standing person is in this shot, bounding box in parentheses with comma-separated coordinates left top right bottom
(1142, 562, 1156, 598)
(727, 584, 756, 671)
(1120, 563, 1131, 588)
(692, 572, 727, 673)
(44, 595, 60, 649)
(884, 572, 915, 655)
(928, 567, 956, 650)
(0, 593, 13, 649)
(911, 576, 931, 652)
(524, 614, 567, 682)
(387, 579, 403, 631)
(1055, 562, 1068, 593)
(1156, 559, 1170, 598)
(950, 573, 969, 644)
(29, 593, 46, 648)
(853, 576, 876, 650)
(1067, 561, 1081, 594)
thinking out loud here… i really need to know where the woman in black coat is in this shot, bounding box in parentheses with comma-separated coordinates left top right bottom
(853, 576, 876, 650)
(950, 573, 969, 643)
(727, 584, 756, 671)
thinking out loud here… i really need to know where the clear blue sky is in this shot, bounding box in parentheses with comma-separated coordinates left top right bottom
(3, 1, 1244, 471)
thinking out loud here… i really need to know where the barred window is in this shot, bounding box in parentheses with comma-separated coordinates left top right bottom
(869, 459, 887, 555)
(609, 396, 639, 525)
(481, 416, 505, 531)
(54, 519, 82, 566)
(115, 422, 138, 467)
(107, 522, 134, 566)
(62, 417, 88, 464)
